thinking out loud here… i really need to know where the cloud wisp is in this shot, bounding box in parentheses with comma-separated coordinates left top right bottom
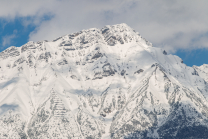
(2, 30, 18, 48)
(2, 34, 16, 47)
(0, 0, 208, 53)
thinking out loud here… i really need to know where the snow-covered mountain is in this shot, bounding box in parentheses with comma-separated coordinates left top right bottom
(1, 23, 208, 139)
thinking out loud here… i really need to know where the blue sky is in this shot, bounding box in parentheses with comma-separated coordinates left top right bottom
(0, 16, 52, 51)
(0, 18, 35, 51)
(0, 0, 208, 67)
(175, 49, 208, 66)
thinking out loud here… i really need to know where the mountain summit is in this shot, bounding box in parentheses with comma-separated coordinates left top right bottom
(1, 23, 208, 139)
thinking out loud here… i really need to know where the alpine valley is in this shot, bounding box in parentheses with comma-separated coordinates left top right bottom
(1, 23, 208, 139)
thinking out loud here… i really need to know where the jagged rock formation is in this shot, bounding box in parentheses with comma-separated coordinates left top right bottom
(0, 23, 208, 138)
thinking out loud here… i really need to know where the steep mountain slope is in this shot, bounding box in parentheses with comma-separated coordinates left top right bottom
(1, 23, 208, 139)
(194, 64, 208, 83)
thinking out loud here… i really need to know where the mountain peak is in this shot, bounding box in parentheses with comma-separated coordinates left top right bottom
(1, 23, 208, 139)
(102, 23, 134, 32)
(48, 23, 152, 52)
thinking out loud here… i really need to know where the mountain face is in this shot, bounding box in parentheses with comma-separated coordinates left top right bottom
(1, 23, 208, 139)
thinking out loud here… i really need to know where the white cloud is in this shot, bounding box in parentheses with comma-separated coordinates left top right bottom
(2, 33, 16, 47)
(1, 0, 208, 53)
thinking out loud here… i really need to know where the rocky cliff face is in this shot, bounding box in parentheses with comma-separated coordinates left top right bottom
(1, 23, 208, 139)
